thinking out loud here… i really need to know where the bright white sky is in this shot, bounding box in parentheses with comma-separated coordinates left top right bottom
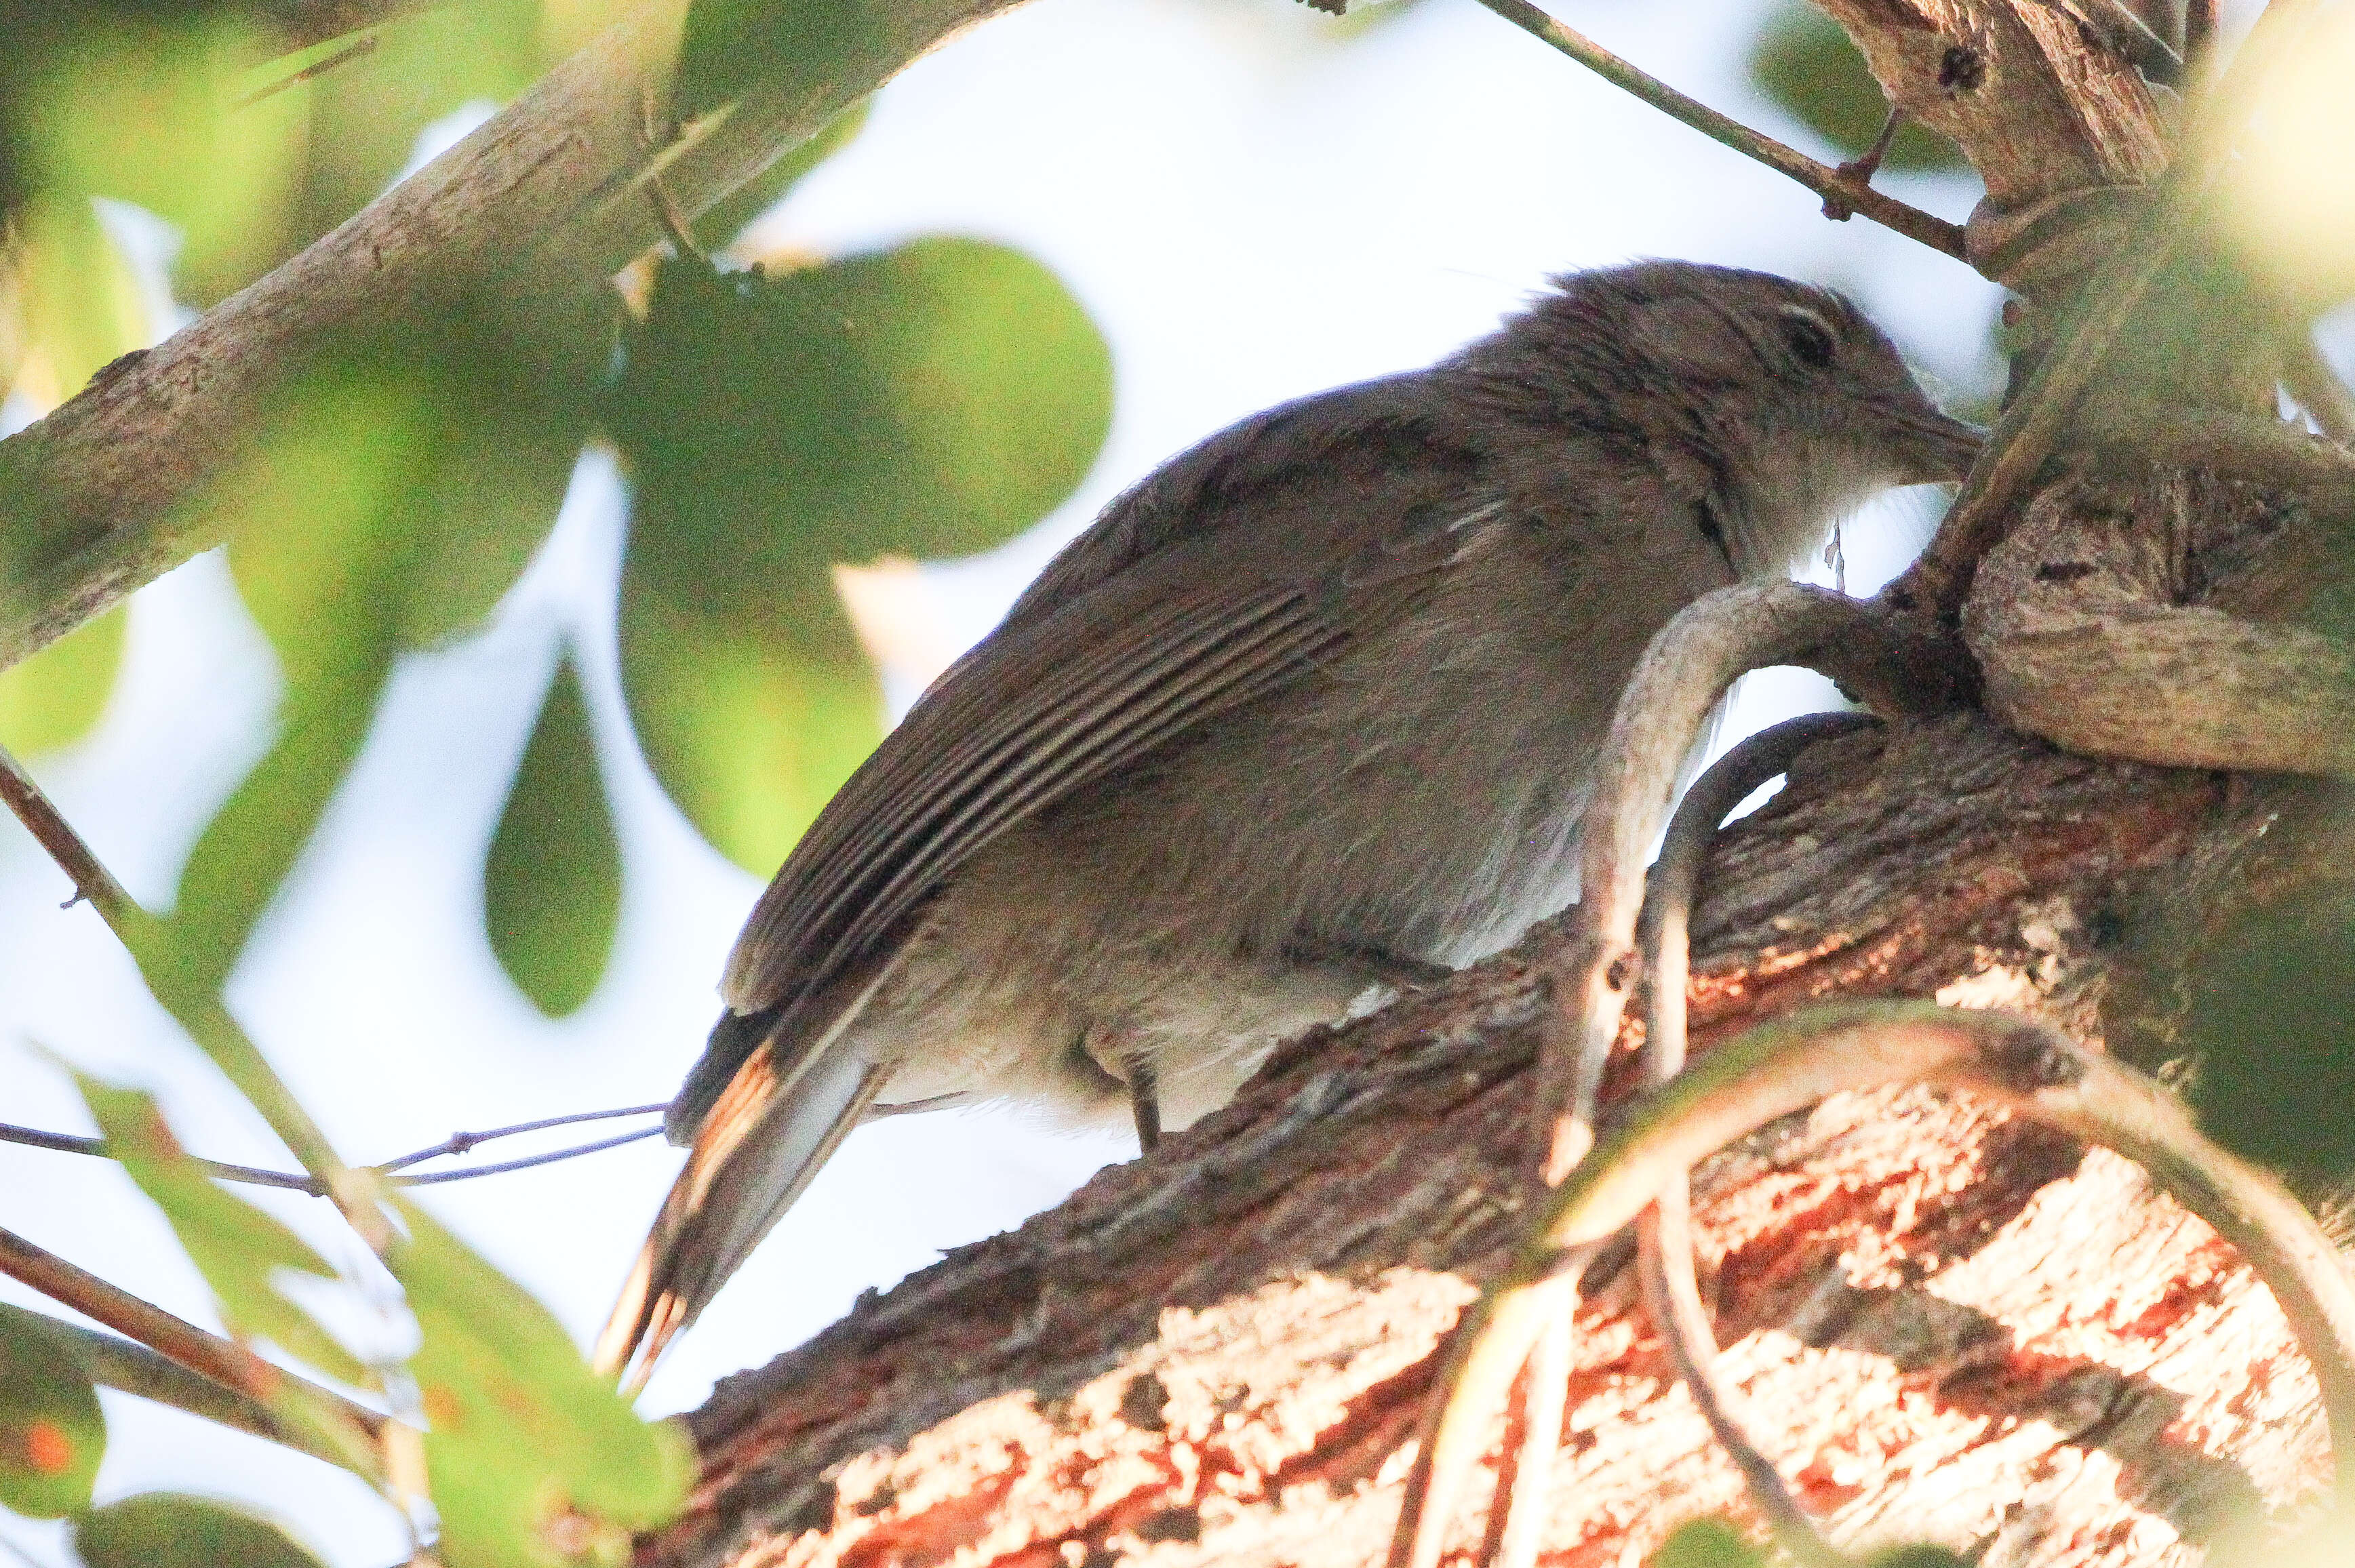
(1, 0, 2026, 1561)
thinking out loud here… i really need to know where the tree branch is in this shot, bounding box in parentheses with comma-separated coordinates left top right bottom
(0, 0, 1031, 673)
(0, 1301, 363, 1469)
(0, 1226, 389, 1477)
(1468, 0, 1970, 262)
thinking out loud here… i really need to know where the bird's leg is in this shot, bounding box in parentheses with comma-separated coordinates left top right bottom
(1126, 1053, 1162, 1154)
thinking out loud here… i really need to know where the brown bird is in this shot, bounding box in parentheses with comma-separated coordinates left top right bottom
(595, 260, 1979, 1386)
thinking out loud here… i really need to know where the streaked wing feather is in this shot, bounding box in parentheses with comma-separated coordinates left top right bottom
(687, 382, 1499, 1131)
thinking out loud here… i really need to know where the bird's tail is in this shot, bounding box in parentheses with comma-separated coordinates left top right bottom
(594, 1032, 892, 1390)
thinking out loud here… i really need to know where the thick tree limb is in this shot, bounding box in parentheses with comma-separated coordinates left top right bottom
(0, 0, 1028, 672)
(637, 716, 2335, 1568)
(1964, 466, 2355, 776)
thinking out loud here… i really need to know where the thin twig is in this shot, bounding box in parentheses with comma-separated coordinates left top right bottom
(0, 1224, 388, 1475)
(0, 1301, 356, 1468)
(0, 742, 372, 1239)
(1886, 0, 2331, 620)
(1633, 714, 1869, 1568)
(1484, 1302, 1570, 1568)
(372, 1102, 670, 1171)
(0, 745, 144, 934)
(1467, 0, 1968, 262)
(1822, 106, 1904, 222)
(233, 33, 380, 110)
(395, 1125, 662, 1184)
(0, 1113, 667, 1193)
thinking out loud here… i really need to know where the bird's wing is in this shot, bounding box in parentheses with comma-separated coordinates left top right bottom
(700, 375, 1497, 1111)
(597, 379, 1504, 1385)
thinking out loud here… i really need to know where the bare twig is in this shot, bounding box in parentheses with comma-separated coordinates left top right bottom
(1632, 714, 1869, 1568)
(0, 1225, 388, 1476)
(0, 741, 374, 1237)
(1887, 0, 2331, 620)
(1482, 1298, 1570, 1568)
(1391, 1002, 2355, 1567)
(0, 1301, 359, 1468)
(0, 1106, 668, 1193)
(1467, 0, 1968, 262)
(0, 744, 145, 936)
(1821, 106, 1904, 222)
(233, 33, 382, 110)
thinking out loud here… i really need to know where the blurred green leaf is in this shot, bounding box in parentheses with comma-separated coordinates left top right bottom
(0, 603, 125, 755)
(673, 0, 886, 124)
(1648, 1519, 1768, 1568)
(618, 572, 878, 872)
(229, 325, 587, 658)
(697, 97, 869, 253)
(0, 1307, 104, 1519)
(75, 1493, 328, 1568)
(1749, 3, 1963, 174)
(168, 312, 587, 997)
(75, 1074, 369, 1387)
(1861, 1548, 1970, 1567)
(608, 239, 1110, 869)
(5, 193, 149, 408)
(2171, 887, 2355, 1178)
(486, 654, 622, 1018)
(24, 14, 311, 306)
(390, 1198, 692, 1567)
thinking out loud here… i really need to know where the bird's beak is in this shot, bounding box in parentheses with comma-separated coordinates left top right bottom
(1897, 405, 1985, 485)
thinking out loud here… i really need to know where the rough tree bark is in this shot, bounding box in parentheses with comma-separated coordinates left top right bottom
(627, 2, 2355, 1567)
(639, 719, 2343, 1568)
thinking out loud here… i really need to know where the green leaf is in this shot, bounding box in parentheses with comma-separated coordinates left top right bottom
(23, 15, 311, 308)
(0, 603, 125, 756)
(618, 565, 879, 873)
(390, 1199, 692, 1567)
(1861, 1548, 1971, 1567)
(485, 654, 622, 1018)
(607, 239, 1111, 870)
(74, 1075, 368, 1388)
(75, 1493, 328, 1568)
(0, 1306, 104, 1519)
(6, 193, 149, 408)
(1648, 1519, 1769, 1568)
(172, 316, 587, 999)
(1749, 3, 1964, 174)
(226, 325, 587, 660)
(672, 0, 886, 124)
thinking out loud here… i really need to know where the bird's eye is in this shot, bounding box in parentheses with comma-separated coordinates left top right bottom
(1779, 307, 1838, 369)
